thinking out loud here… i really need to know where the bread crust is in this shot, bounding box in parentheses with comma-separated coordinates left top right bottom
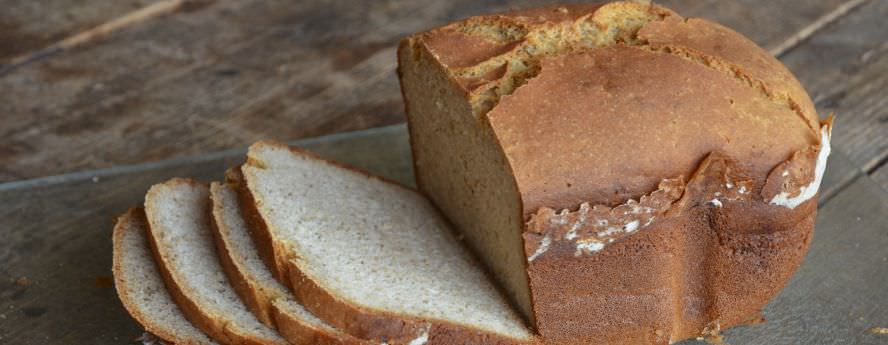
(112, 208, 216, 345)
(409, 1, 820, 215)
(270, 300, 368, 345)
(399, 2, 829, 344)
(236, 141, 540, 345)
(523, 151, 818, 344)
(209, 181, 279, 326)
(144, 178, 287, 345)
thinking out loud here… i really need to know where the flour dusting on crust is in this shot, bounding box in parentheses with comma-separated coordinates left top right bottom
(768, 122, 832, 209)
(524, 178, 684, 260)
(524, 121, 831, 261)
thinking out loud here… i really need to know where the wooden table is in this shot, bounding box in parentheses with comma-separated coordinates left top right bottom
(0, 1, 886, 344)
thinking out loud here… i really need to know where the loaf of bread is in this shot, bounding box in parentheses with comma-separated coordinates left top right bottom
(398, 1, 831, 344)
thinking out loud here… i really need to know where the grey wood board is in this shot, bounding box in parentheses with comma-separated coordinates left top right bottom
(0, 0, 161, 62)
(0, 0, 855, 182)
(780, 0, 888, 185)
(0, 125, 883, 344)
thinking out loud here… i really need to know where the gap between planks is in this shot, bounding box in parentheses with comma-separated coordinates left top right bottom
(0, 0, 870, 75)
(771, 0, 870, 57)
(0, 124, 407, 192)
(0, 123, 862, 211)
(0, 0, 214, 75)
(0, 0, 874, 198)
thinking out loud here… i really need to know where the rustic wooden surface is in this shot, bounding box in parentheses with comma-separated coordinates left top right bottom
(0, 0, 886, 344)
(0, 0, 160, 61)
(780, 0, 888, 190)
(0, 0, 879, 183)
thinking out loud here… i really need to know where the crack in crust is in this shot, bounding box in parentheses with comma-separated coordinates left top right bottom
(763, 117, 833, 208)
(413, 1, 817, 134)
(635, 43, 818, 134)
(526, 177, 685, 259)
(523, 120, 829, 261)
(522, 147, 817, 343)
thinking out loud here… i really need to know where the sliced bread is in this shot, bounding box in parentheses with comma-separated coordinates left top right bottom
(112, 208, 217, 345)
(144, 178, 287, 345)
(210, 177, 367, 345)
(238, 141, 535, 344)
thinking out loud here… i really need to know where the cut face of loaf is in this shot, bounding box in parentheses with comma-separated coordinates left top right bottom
(239, 141, 534, 344)
(144, 179, 287, 345)
(112, 208, 217, 345)
(398, 1, 827, 343)
(209, 178, 368, 345)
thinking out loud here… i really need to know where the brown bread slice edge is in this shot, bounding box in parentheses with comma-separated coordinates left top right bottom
(112, 208, 218, 345)
(210, 177, 369, 345)
(144, 178, 287, 345)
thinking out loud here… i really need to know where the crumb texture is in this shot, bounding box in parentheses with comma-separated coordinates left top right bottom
(243, 143, 532, 340)
(211, 181, 344, 336)
(145, 180, 285, 344)
(113, 209, 217, 345)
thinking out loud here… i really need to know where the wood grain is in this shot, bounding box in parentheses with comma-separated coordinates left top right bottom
(779, 0, 888, 189)
(0, 0, 161, 62)
(0, 0, 853, 182)
(871, 164, 888, 194)
(0, 125, 876, 344)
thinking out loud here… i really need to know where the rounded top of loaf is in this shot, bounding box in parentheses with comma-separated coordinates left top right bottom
(404, 1, 821, 213)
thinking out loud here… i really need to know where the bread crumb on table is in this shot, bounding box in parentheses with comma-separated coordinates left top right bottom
(869, 327, 888, 334)
(14, 277, 30, 286)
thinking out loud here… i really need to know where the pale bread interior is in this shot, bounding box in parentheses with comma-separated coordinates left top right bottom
(211, 181, 340, 333)
(144, 180, 285, 344)
(113, 210, 217, 345)
(243, 143, 533, 340)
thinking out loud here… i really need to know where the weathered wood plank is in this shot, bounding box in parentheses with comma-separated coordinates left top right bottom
(0, 0, 162, 61)
(0, 125, 868, 344)
(871, 164, 888, 194)
(664, 0, 865, 54)
(0, 0, 852, 182)
(780, 0, 888, 189)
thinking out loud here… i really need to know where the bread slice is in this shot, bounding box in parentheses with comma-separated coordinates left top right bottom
(210, 177, 367, 345)
(238, 141, 535, 344)
(144, 178, 287, 345)
(112, 208, 217, 345)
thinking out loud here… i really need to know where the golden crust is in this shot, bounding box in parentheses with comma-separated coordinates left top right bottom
(523, 151, 816, 344)
(269, 300, 368, 345)
(209, 181, 278, 326)
(637, 15, 819, 131)
(411, 1, 820, 214)
(399, 1, 827, 344)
